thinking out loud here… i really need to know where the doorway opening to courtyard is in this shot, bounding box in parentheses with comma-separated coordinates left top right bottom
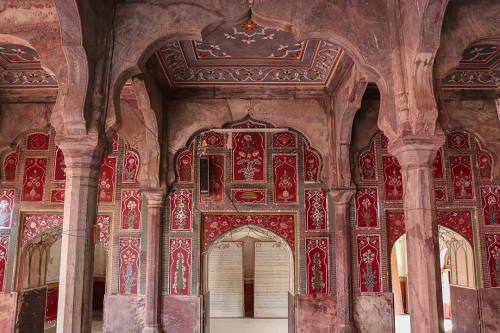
(202, 224, 294, 333)
(390, 226, 476, 333)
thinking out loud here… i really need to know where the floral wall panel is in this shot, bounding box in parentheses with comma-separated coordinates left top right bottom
(119, 237, 140, 295)
(121, 190, 142, 230)
(435, 187, 447, 202)
(305, 238, 329, 294)
(477, 148, 493, 180)
(202, 214, 295, 252)
(0, 234, 9, 291)
(355, 188, 378, 228)
(21, 214, 63, 246)
(232, 132, 265, 182)
(485, 234, 500, 287)
(481, 187, 500, 225)
(357, 235, 381, 293)
(200, 155, 224, 203)
(437, 210, 474, 246)
(45, 288, 58, 324)
(96, 214, 111, 252)
(273, 154, 298, 204)
(111, 134, 119, 152)
(3, 150, 18, 181)
(21, 157, 47, 202)
(382, 155, 403, 201)
(305, 189, 328, 232)
(447, 131, 470, 149)
(0, 190, 15, 228)
(433, 149, 444, 180)
(169, 238, 192, 295)
(50, 189, 65, 203)
(449, 155, 474, 200)
(201, 131, 225, 147)
(177, 144, 194, 183)
(304, 142, 321, 182)
(380, 133, 389, 149)
(122, 149, 140, 183)
(386, 211, 405, 252)
(272, 132, 297, 148)
(54, 147, 66, 181)
(98, 156, 117, 203)
(358, 142, 376, 181)
(231, 189, 266, 204)
(26, 132, 49, 151)
(170, 189, 193, 231)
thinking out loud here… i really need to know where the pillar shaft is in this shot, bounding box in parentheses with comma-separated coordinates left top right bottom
(142, 189, 165, 333)
(56, 137, 102, 333)
(332, 188, 357, 333)
(390, 136, 444, 333)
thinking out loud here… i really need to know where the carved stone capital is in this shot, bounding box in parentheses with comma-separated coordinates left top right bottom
(143, 188, 166, 208)
(330, 187, 356, 206)
(388, 134, 444, 169)
(56, 134, 105, 169)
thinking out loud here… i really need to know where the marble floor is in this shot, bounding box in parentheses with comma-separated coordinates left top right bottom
(210, 318, 288, 333)
(395, 315, 452, 333)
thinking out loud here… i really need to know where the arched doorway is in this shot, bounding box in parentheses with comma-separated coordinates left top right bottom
(202, 224, 294, 333)
(390, 226, 476, 333)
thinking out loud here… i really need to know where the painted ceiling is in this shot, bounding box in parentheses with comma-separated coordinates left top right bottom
(0, 44, 58, 88)
(155, 20, 342, 87)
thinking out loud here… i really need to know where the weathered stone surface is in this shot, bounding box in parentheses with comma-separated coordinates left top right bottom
(353, 293, 394, 333)
(295, 294, 336, 333)
(160, 295, 201, 333)
(450, 286, 480, 333)
(0, 292, 17, 333)
(479, 288, 500, 333)
(103, 295, 145, 333)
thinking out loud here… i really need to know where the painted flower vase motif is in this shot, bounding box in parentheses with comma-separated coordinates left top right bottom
(362, 249, 376, 292)
(488, 196, 498, 225)
(493, 247, 500, 285)
(311, 252, 325, 292)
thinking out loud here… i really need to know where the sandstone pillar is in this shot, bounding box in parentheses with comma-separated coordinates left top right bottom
(56, 136, 102, 333)
(332, 187, 357, 333)
(142, 189, 165, 333)
(389, 136, 444, 333)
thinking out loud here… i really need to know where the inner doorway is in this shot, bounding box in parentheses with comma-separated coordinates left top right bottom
(204, 225, 293, 333)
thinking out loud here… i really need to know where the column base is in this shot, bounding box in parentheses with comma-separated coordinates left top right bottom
(335, 323, 357, 333)
(141, 325, 162, 333)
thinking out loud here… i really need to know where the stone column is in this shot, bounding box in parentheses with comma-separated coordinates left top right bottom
(56, 136, 102, 333)
(331, 187, 357, 333)
(389, 135, 444, 333)
(142, 189, 165, 333)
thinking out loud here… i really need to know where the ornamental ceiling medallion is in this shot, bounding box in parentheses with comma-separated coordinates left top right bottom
(156, 20, 342, 87)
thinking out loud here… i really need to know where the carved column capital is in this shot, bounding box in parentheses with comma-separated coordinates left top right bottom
(388, 134, 444, 168)
(56, 134, 105, 169)
(330, 187, 356, 206)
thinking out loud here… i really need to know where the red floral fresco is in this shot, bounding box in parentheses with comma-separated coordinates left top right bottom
(96, 214, 111, 252)
(386, 211, 405, 251)
(119, 238, 140, 295)
(170, 189, 193, 231)
(433, 149, 444, 180)
(435, 187, 447, 202)
(0, 190, 14, 228)
(54, 147, 66, 181)
(477, 147, 493, 180)
(273, 154, 298, 204)
(21, 214, 63, 246)
(26, 132, 49, 151)
(382, 155, 403, 201)
(202, 214, 295, 252)
(112, 134, 119, 152)
(232, 119, 265, 129)
(357, 235, 381, 293)
(359, 142, 376, 180)
(121, 190, 142, 230)
(272, 132, 297, 148)
(169, 238, 192, 295)
(98, 156, 116, 203)
(21, 157, 47, 202)
(447, 131, 470, 149)
(50, 189, 65, 203)
(481, 187, 500, 225)
(437, 210, 474, 246)
(305, 238, 329, 294)
(122, 149, 140, 183)
(0, 234, 9, 291)
(45, 287, 58, 324)
(232, 132, 265, 182)
(3, 150, 18, 181)
(380, 133, 389, 149)
(177, 144, 194, 183)
(304, 142, 321, 182)
(231, 189, 266, 204)
(485, 234, 500, 287)
(449, 155, 474, 200)
(200, 155, 224, 203)
(201, 131, 225, 147)
(355, 188, 378, 228)
(305, 189, 328, 232)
